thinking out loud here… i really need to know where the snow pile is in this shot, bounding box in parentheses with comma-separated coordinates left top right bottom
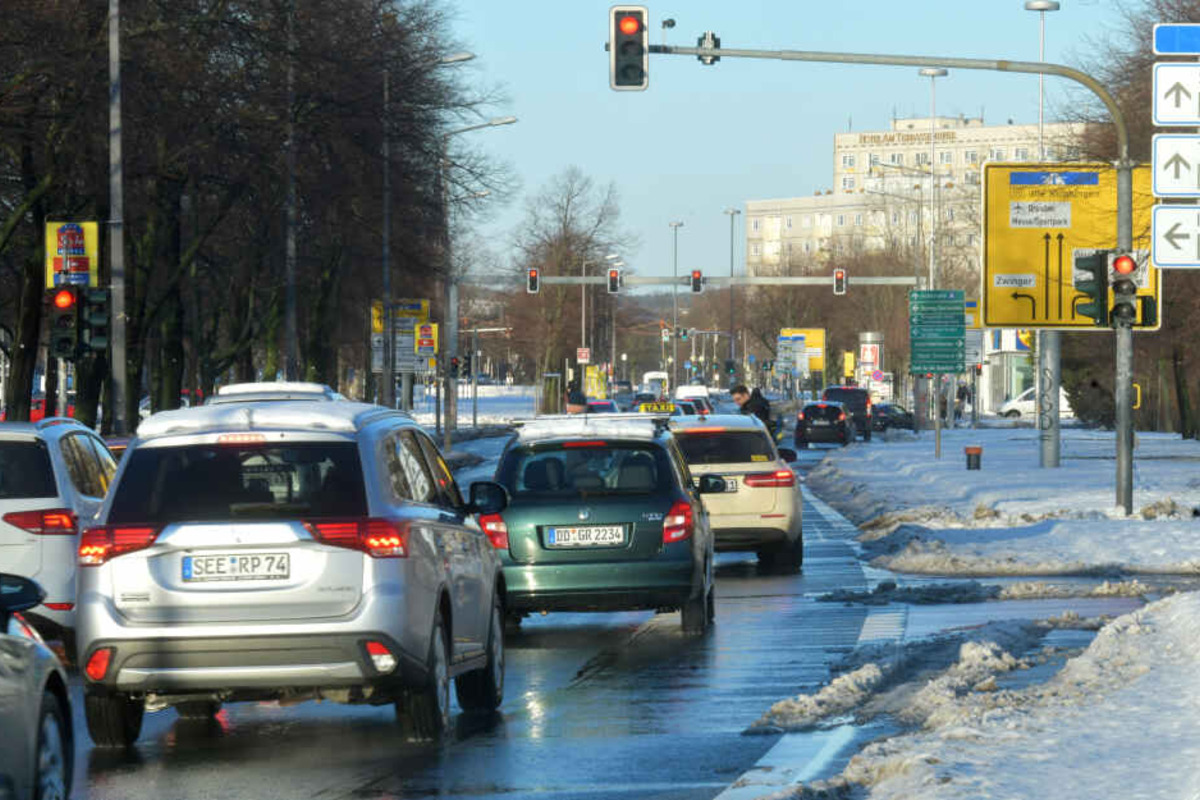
(797, 592, 1200, 800)
(750, 664, 885, 732)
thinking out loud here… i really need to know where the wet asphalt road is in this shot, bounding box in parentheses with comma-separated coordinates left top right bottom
(67, 445, 874, 800)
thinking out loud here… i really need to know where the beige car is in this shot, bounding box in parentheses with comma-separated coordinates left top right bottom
(668, 415, 802, 572)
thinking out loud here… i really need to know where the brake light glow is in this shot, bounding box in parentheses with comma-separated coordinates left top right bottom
(838, 411, 846, 422)
(562, 440, 607, 448)
(217, 433, 267, 445)
(365, 640, 397, 673)
(305, 518, 410, 558)
(743, 470, 796, 488)
(680, 426, 727, 434)
(79, 526, 160, 566)
(796, 411, 805, 421)
(478, 513, 509, 549)
(3, 508, 76, 535)
(85, 647, 113, 682)
(43, 602, 74, 611)
(662, 500, 693, 544)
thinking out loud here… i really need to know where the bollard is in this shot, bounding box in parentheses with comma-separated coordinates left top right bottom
(964, 445, 982, 471)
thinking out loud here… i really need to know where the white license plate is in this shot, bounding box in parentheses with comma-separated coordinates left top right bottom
(546, 525, 625, 547)
(811, 419, 830, 426)
(724, 478, 740, 492)
(182, 553, 290, 582)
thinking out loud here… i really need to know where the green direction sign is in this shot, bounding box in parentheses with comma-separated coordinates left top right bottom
(910, 289, 965, 374)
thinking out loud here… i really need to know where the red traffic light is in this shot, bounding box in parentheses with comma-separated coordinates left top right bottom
(618, 15, 641, 35)
(53, 289, 76, 310)
(1113, 254, 1137, 275)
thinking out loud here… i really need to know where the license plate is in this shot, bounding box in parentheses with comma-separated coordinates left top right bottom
(182, 553, 290, 582)
(546, 525, 625, 548)
(724, 478, 739, 492)
(811, 419, 830, 426)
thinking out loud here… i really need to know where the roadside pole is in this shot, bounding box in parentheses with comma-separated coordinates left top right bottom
(1038, 332, 1061, 467)
(472, 327, 479, 428)
(1115, 162, 1133, 513)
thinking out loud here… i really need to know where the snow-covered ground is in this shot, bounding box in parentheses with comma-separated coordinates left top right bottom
(409, 385, 538, 427)
(752, 426, 1200, 799)
(808, 426, 1200, 577)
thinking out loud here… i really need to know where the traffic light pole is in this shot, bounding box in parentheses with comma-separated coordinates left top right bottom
(635, 39, 1135, 511)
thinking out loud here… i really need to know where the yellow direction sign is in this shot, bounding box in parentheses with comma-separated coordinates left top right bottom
(780, 327, 825, 371)
(982, 163, 1161, 331)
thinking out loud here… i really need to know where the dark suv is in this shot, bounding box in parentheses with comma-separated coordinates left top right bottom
(821, 386, 872, 441)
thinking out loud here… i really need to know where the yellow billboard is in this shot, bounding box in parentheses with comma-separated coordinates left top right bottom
(45, 222, 99, 289)
(982, 163, 1160, 330)
(780, 327, 825, 371)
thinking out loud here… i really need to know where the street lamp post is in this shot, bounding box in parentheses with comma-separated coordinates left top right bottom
(918, 67, 947, 454)
(1026, 0, 1062, 469)
(723, 208, 740, 374)
(441, 115, 516, 450)
(669, 221, 684, 389)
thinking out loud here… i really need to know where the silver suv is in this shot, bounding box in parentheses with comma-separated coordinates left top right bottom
(0, 419, 117, 657)
(76, 398, 509, 747)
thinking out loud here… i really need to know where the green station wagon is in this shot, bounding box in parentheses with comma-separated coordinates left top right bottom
(483, 416, 726, 634)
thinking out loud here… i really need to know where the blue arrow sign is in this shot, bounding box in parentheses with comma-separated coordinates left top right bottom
(1155, 23, 1200, 55)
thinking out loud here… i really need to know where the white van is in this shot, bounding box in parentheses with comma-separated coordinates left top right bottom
(674, 385, 710, 402)
(997, 387, 1074, 419)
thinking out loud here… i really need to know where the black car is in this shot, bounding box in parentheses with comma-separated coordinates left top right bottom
(821, 386, 872, 441)
(872, 402, 915, 432)
(794, 400, 854, 448)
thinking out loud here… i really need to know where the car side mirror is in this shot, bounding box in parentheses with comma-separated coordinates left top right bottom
(0, 573, 45, 617)
(468, 481, 509, 515)
(777, 447, 797, 463)
(697, 474, 727, 494)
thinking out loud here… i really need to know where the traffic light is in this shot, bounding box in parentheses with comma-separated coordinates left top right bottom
(462, 353, 472, 376)
(527, 268, 540, 294)
(679, 327, 689, 342)
(724, 358, 736, 375)
(833, 268, 847, 296)
(48, 287, 81, 360)
(607, 268, 621, 294)
(1110, 252, 1138, 326)
(82, 288, 110, 353)
(661, 327, 670, 343)
(609, 6, 648, 91)
(449, 356, 460, 378)
(690, 270, 703, 293)
(1074, 250, 1109, 326)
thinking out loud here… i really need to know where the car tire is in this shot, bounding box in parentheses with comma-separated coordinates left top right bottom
(455, 596, 504, 713)
(775, 535, 804, 573)
(35, 691, 72, 800)
(398, 611, 451, 742)
(84, 690, 143, 749)
(175, 701, 221, 720)
(863, 428, 872, 442)
(681, 584, 711, 636)
(1005, 410, 1020, 419)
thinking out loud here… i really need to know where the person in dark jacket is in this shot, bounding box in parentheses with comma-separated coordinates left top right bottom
(731, 384, 771, 426)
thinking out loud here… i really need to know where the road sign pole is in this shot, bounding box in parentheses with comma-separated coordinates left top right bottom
(1115, 160, 1134, 514)
(1038, 331, 1061, 468)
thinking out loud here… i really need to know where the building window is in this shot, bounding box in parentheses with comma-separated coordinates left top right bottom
(967, 234, 976, 246)
(751, 218, 760, 232)
(786, 242, 793, 254)
(836, 242, 845, 254)
(751, 243, 761, 256)
(989, 147, 1006, 161)
(891, 211, 900, 225)
(964, 150, 978, 164)
(915, 152, 929, 166)
(940, 151, 954, 164)
(854, 213, 863, 227)
(889, 152, 904, 165)
(909, 235, 917, 246)
(908, 210, 918, 224)
(1066, 147, 1081, 160)
(842, 154, 856, 168)
(786, 215, 793, 229)
(945, 207, 955, 222)
(869, 153, 880, 166)
(1015, 147, 1030, 161)
(836, 214, 845, 227)
(803, 241, 811, 253)
(842, 176, 856, 191)
(966, 171, 980, 185)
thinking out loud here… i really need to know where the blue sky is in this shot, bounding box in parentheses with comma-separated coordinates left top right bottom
(448, 0, 1122, 280)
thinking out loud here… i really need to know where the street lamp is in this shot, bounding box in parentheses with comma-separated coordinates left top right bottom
(441, 114, 517, 446)
(918, 68, 947, 289)
(723, 208, 740, 370)
(1025, 1, 1060, 160)
(669, 221, 684, 388)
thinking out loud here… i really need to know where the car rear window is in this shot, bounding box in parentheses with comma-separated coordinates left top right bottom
(0, 441, 57, 499)
(803, 404, 844, 421)
(497, 442, 672, 497)
(823, 388, 867, 411)
(676, 431, 775, 465)
(108, 441, 367, 525)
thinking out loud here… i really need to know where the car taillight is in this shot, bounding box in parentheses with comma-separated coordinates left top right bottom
(838, 411, 846, 422)
(79, 526, 160, 566)
(478, 513, 509, 549)
(85, 647, 113, 681)
(744, 470, 796, 488)
(305, 518, 410, 558)
(3, 508, 76, 535)
(796, 411, 805, 421)
(365, 640, 397, 673)
(663, 500, 693, 544)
